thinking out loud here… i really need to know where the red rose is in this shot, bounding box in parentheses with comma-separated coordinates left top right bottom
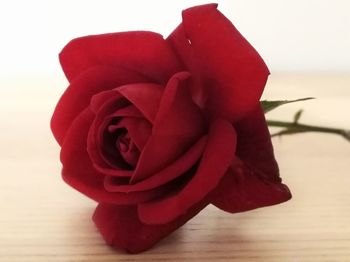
(51, 4, 291, 253)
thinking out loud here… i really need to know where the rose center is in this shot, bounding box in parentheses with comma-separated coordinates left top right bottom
(108, 126, 140, 168)
(116, 135, 130, 152)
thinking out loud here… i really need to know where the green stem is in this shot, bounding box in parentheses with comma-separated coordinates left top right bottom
(267, 120, 350, 142)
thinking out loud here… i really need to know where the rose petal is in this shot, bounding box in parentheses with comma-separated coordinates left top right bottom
(167, 4, 269, 122)
(92, 201, 208, 253)
(90, 82, 164, 124)
(61, 108, 170, 204)
(166, 25, 204, 109)
(209, 106, 292, 212)
(60, 31, 181, 83)
(117, 83, 164, 123)
(138, 119, 236, 224)
(235, 105, 281, 181)
(89, 88, 125, 114)
(111, 105, 143, 118)
(104, 135, 207, 193)
(131, 72, 205, 183)
(209, 159, 292, 213)
(51, 65, 146, 145)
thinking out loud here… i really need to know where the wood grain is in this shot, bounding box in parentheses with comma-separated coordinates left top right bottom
(0, 74, 349, 261)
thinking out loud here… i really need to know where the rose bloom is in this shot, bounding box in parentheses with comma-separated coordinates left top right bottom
(51, 4, 291, 253)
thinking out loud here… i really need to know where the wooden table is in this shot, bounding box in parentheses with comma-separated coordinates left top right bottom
(1, 74, 349, 261)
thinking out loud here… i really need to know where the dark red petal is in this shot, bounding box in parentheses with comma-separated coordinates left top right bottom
(138, 119, 236, 224)
(209, 159, 291, 213)
(51, 66, 146, 145)
(104, 135, 207, 193)
(89, 88, 125, 114)
(166, 25, 204, 109)
(209, 106, 292, 212)
(110, 105, 143, 118)
(60, 31, 181, 83)
(90, 83, 164, 124)
(117, 83, 164, 123)
(236, 105, 281, 181)
(131, 72, 205, 183)
(60, 108, 111, 201)
(167, 4, 269, 122)
(92, 201, 208, 253)
(61, 108, 170, 204)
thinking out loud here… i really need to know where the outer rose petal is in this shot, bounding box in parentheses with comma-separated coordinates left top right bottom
(209, 160, 291, 213)
(93, 201, 208, 253)
(60, 31, 182, 83)
(131, 72, 205, 183)
(61, 108, 173, 204)
(138, 119, 237, 224)
(235, 106, 280, 179)
(209, 106, 292, 212)
(51, 65, 146, 145)
(167, 4, 269, 122)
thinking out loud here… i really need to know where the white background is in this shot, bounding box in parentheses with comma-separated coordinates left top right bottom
(0, 0, 349, 79)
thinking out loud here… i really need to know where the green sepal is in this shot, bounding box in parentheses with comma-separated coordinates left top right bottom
(261, 97, 314, 114)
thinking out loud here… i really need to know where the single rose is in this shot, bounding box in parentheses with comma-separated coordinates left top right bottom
(51, 3, 291, 253)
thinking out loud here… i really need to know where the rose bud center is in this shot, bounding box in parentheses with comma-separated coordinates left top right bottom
(108, 124, 140, 168)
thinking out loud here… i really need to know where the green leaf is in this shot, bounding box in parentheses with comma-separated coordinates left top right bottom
(293, 109, 303, 123)
(261, 97, 314, 114)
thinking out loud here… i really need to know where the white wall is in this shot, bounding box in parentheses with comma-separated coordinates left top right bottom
(0, 0, 349, 78)
(226, 0, 350, 73)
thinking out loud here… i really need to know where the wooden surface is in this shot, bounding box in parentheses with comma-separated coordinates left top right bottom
(0, 74, 350, 261)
